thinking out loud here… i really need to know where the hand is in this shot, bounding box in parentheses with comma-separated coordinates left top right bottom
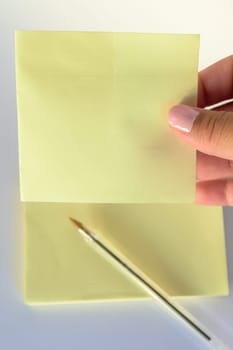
(168, 55, 233, 206)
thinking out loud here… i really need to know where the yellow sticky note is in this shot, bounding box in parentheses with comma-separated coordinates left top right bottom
(24, 203, 228, 304)
(16, 31, 199, 203)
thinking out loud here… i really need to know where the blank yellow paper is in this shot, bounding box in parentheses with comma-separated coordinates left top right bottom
(16, 31, 199, 203)
(24, 203, 228, 304)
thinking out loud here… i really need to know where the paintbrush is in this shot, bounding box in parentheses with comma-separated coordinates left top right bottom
(70, 217, 228, 350)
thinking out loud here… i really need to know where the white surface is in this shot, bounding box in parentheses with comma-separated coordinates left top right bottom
(0, 0, 233, 349)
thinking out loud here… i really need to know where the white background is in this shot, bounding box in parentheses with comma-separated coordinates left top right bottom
(0, 0, 233, 349)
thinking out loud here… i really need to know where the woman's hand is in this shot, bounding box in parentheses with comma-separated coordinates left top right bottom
(168, 55, 233, 205)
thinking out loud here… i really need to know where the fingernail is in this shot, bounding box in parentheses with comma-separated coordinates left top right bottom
(168, 104, 200, 133)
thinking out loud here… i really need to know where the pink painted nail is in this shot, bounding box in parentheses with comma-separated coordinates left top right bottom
(168, 104, 200, 133)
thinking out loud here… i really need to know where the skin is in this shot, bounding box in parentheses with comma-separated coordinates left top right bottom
(172, 55, 233, 205)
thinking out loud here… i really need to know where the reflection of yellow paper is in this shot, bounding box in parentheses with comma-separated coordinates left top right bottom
(24, 203, 228, 304)
(16, 31, 199, 203)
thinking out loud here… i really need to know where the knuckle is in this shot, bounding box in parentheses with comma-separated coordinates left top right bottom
(193, 111, 231, 149)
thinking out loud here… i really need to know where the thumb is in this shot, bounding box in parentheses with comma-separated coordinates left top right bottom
(168, 104, 233, 160)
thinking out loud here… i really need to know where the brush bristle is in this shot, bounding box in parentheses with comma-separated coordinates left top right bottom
(69, 217, 83, 229)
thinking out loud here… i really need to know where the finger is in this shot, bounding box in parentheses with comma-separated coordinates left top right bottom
(168, 105, 233, 160)
(196, 178, 233, 206)
(198, 55, 233, 107)
(197, 151, 233, 181)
